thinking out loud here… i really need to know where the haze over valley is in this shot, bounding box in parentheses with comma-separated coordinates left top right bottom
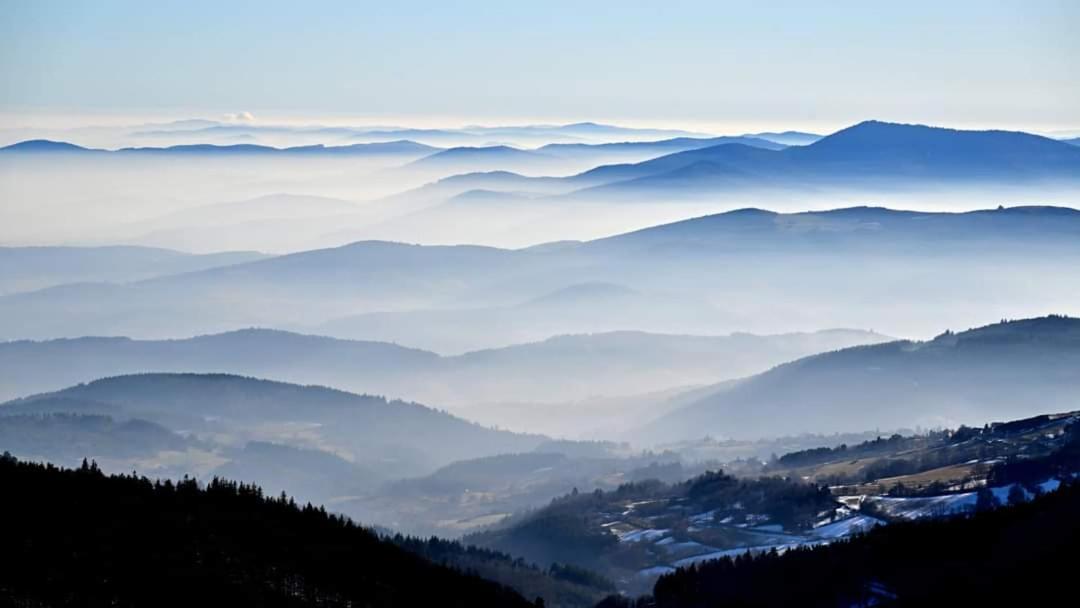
(4, 117, 1080, 605)
(3, 2, 1079, 606)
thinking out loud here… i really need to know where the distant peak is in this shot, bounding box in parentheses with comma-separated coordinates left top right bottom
(1, 139, 91, 152)
(199, 327, 304, 339)
(721, 207, 778, 217)
(825, 120, 925, 137)
(851, 119, 891, 128)
(820, 119, 1047, 142)
(441, 170, 523, 180)
(804, 205, 914, 218)
(448, 145, 517, 152)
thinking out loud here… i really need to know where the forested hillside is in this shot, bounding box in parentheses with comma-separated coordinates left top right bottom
(468, 470, 835, 591)
(0, 454, 536, 608)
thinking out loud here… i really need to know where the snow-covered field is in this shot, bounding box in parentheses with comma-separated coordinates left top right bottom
(810, 514, 884, 539)
(865, 478, 1061, 520)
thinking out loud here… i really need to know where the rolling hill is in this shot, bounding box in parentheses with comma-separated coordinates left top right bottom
(0, 413, 190, 466)
(537, 136, 785, 163)
(0, 240, 535, 339)
(642, 316, 1080, 442)
(0, 329, 440, 402)
(742, 130, 822, 146)
(0, 327, 888, 425)
(375, 170, 573, 208)
(0, 245, 268, 295)
(404, 145, 567, 175)
(2, 206, 1079, 348)
(0, 139, 95, 153)
(1, 373, 545, 477)
(2, 208, 1080, 354)
(584, 205, 1080, 254)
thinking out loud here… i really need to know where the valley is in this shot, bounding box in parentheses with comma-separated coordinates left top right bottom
(2, 17, 1079, 601)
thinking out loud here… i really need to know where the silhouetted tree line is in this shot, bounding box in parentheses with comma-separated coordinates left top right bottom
(817, 415, 1076, 494)
(634, 477, 1080, 607)
(772, 432, 930, 469)
(682, 471, 834, 529)
(593, 595, 655, 608)
(775, 413, 1074, 485)
(874, 417, 1080, 498)
(0, 453, 535, 608)
(547, 563, 616, 592)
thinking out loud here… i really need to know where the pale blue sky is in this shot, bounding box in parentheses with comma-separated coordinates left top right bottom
(1, 0, 1078, 132)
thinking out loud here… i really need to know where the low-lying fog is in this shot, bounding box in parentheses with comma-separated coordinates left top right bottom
(3, 118, 1080, 539)
(5, 120, 1080, 252)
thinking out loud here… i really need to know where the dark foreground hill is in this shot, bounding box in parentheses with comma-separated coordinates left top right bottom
(0, 454, 534, 608)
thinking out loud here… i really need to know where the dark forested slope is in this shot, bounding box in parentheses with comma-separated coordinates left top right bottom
(0, 454, 535, 608)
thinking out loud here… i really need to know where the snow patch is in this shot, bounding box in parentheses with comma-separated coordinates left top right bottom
(811, 514, 885, 539)
(638, 566, 675, 578)
(619, 528, 670, 543)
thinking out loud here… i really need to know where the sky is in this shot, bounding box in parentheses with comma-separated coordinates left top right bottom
(1, 0, 1078, 133)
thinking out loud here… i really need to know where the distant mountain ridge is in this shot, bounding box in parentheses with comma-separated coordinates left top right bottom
(741, 130, 822, 145)
(787, 121, 1080, 172)
(556, 121, 1080, 198)
(2, 206, 1080, 356)
(0, 327, 889, 412)
(406, 145, 558, 171)
(0, 139, 441, 156)
(13, 121, 1074, 204)
(538, 135, 786, 157)
(121, 120, 712, 148)
(358, 120, 1080, 207)
(584, 205, 1080, 253)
